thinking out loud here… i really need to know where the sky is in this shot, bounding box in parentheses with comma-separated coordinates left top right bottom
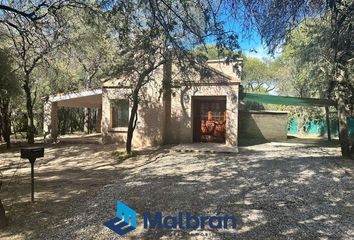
(220, 10, 275, 60)
(238, 35, 272, 59)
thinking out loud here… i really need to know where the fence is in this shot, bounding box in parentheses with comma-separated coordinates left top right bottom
(288, 116, 354, 138)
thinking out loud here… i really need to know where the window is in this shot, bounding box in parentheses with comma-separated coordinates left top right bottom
(111, 100, 129, 128)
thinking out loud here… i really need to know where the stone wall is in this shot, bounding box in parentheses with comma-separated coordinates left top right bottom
(101, 59, 242, 147)
(169, 83, 239, 146)
(101, 85, 164, 148)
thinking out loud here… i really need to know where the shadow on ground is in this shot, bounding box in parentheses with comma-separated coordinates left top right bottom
(0, 142, 353, 240)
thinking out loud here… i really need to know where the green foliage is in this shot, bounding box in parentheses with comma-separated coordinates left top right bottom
(0, 49, 21, 147)
(0, 49, 19, 98)
(111, 150, 138, 160)
(278, 18, 333, 98)
(242, 56, 279, 93)
(192, 44, 236, 60)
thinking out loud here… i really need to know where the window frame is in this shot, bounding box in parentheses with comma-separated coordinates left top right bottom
(110, 99, 130, 131)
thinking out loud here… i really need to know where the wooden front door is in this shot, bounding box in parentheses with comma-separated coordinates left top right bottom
(193, 98, 226, 143)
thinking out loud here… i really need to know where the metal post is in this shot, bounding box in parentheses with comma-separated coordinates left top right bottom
(21, 147, 44, 203)
(30, 159, 35, 202)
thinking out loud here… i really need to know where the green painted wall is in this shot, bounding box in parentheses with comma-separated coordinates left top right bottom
(238, 111, 288, 143)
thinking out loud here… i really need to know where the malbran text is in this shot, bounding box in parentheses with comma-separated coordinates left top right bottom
(143, 212, 237, 230)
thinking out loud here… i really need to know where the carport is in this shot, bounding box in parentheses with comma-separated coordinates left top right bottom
(43, 89, 102, 141)
(242, 93, 337, 140)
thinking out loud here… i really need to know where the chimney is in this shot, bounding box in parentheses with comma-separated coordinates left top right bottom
(206, 57, 243, 82)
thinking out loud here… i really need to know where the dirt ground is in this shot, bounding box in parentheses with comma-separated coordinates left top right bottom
(0, 140, 353, 239)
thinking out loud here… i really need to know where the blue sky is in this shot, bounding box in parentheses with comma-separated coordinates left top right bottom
(238, 34, 272, 59)
(221, 12, 274, 59)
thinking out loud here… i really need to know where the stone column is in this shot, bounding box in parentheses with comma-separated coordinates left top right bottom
(226, 85, 239, 146)
(43, 101, 58, 142)
(51, 102, 59, 142)
(101, 89, 110, 144)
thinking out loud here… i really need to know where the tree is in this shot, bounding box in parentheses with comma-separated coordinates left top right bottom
(0, 1, 82, 143)
(278, 11, 353, 155)
(3, 22, 62, 143)
(280, 19, 333, 97)
(1, 1, 94, 143)
(105, 2, 174, 154)
(67, 11, 115, 133)
(227, 0, 353, 157)
(0, 49, 20, 148)
(105, 0, 238, 153)
(192, 44, 236, 60)
(0, 1, 85, 30)
(0, 48, 20, 229)
(242, 57, 278, 93)
(328, 0, 353, 157)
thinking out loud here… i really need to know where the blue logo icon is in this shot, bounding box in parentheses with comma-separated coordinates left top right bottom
(103, 201, 137, 236)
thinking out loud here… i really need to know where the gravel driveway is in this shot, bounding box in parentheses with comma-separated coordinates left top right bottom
(1, 142, 353, 239)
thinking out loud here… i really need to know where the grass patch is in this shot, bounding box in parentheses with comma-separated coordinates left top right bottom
(111, 150, 138, 160)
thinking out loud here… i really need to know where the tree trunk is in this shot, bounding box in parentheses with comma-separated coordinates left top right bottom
(124, 62, 166, 154)
(329, 0, 351, 157)
(337, 82, 350, 156)
(3, 107, 11, 149)
(23, 76, 35, 144)
(0, 101, 11, 148)
(162, 60, 172, 144)
(0, 116, 2, 143)
(0, 200, 7, 229)
(0, 182, 8, 229)
(297, 108, 308, 136)
(126, 93, 139, 154)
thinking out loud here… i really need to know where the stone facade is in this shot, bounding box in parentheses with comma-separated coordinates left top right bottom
(169, 84, 239, 146)
(101, 59, 242, 147)
(43, 59, 242, 147)
(101, 84, 165, 147)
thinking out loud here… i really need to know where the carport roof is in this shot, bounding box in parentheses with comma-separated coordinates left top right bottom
(244, 93, 336, 107)
(48, 89, 102, 108)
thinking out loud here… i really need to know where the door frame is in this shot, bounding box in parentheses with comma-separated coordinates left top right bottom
(192, 96, 227, 143)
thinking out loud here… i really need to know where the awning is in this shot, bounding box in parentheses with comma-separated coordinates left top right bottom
(48, 89, 102, 108)
(243, 93, 336, 107)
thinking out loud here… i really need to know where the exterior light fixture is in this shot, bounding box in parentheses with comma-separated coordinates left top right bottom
(183, 95, 190, 103)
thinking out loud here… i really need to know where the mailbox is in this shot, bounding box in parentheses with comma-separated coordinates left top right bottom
(20, 147, 44, 202)
(21, 147, 44, 162)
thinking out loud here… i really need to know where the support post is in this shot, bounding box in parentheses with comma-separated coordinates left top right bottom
(43, 101, 58, 142)
(30, 160, 35, 202)
(96, 108, 102, 133)
(325, 107, 331, 141)
(51, 102, 59, 142)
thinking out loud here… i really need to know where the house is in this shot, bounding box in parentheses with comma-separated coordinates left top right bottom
(43, 58, 243, 147)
